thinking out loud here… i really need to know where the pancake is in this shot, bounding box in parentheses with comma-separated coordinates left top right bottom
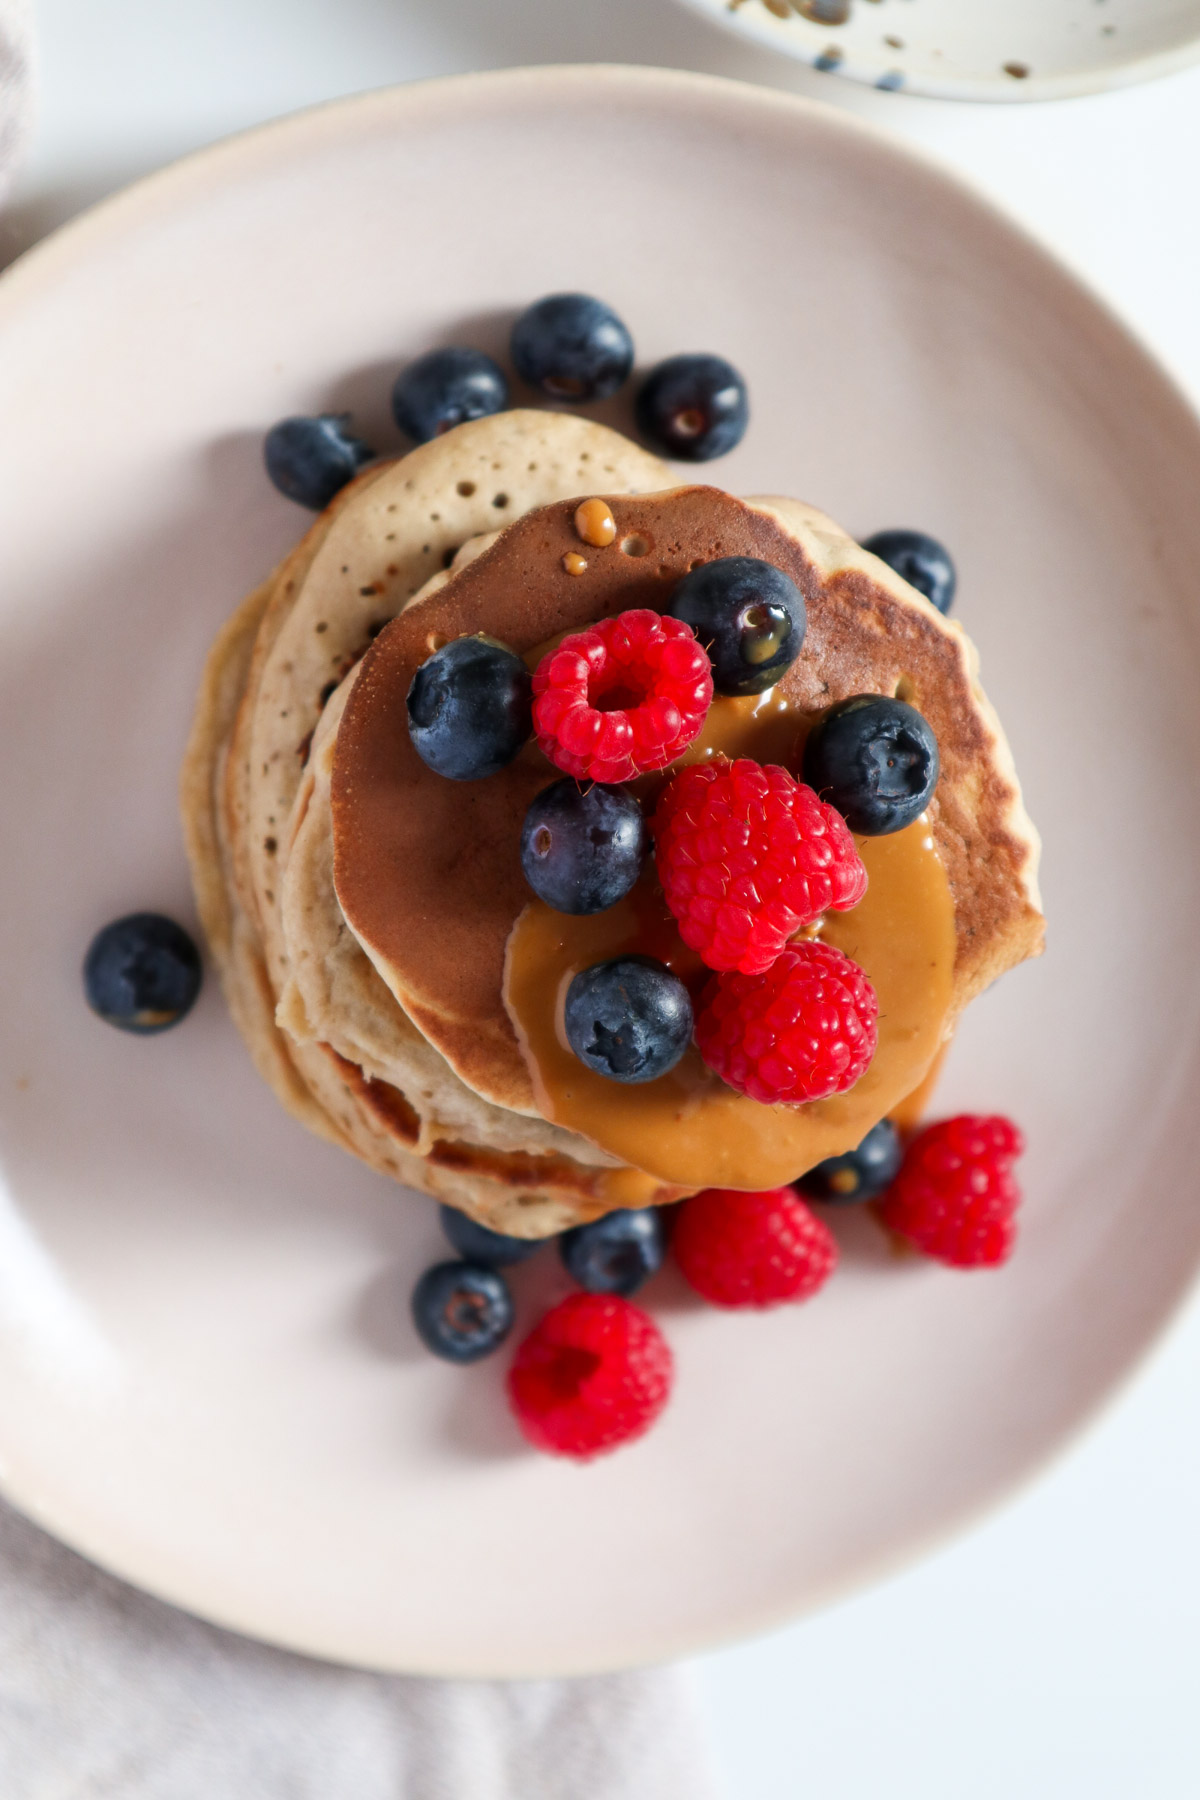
(183, 413, 1043, 1237)
(332, 487, 1043, 1119)
(183, 413, 689, 1235)
(277, 666, 620, 1166)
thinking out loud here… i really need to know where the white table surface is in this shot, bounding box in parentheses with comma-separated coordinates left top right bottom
(6, 3, 1200, 1796)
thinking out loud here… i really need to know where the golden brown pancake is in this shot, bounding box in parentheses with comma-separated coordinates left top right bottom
(184, 414, 693, 1235)
(183, 415, 1042, 1235)
(332, 486, 1043, 1117)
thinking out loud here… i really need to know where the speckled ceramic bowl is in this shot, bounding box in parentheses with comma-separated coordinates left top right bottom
(676, 0, 1200, 101)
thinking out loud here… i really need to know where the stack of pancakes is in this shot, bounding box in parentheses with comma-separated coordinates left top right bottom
(182, 412, 1043, 1237)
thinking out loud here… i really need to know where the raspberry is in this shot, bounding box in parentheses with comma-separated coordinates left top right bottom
(879, 1114, 1025, 1268)
(506, 1291, 673, 1459)
(672, 1186, 838, 1308)
(653, 759, 867, 975)
(532, 609, 712, 784)
(695, 940, 878, 1105)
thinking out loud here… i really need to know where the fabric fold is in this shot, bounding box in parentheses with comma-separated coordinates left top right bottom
(0, 1500, 718, 1799)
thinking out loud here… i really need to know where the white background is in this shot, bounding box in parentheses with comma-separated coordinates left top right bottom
(5, 3, 1200, 1795)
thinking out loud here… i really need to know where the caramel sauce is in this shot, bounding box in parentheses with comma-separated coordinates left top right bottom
(574, 498, 617, 548)
(590, 1166, 676, 1208)
(504, 822, 953, 1189)
(501, 687, 956, 1190)
(887, 1039, 950, 1136)
(667, 686, 803, 776)
(562, 552, 589, 577)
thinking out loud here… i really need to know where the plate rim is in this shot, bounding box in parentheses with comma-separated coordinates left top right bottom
(4, 63, 1200, 1676)
(4, 60, 1198, 424)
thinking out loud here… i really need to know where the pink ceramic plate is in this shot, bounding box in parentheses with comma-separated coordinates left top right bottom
(1, 67, 1199, 1676)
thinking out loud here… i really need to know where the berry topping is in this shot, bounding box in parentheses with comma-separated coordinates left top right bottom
(695, 941, 878, 1105)
(263, 414, 374, 510)
(507, 1292, 672, 1459)
(407, 635, 533, 781)
(83, 913, 202, 1034)
(520, 779, 647, 915)
(532, 609, 712, 784)
(438, 1205, 542, 1266)
(797, 1118, 903, 1204)
(653, 760, 867, 976)
(802, 694, 940, 836)
(564, 956, 693, 1084)
(411, 1261, 515, 1361)
(391, 347, 509, 443)
(863, 529, 957, 616)
(879, 1115, 1025, 1268)
(560, 1207, 666, 1297)
(667, 556, 807, 696)
(672, 1186, 838, 1308)
(511, 293, 634, 401)
(635, 353, 749, 461)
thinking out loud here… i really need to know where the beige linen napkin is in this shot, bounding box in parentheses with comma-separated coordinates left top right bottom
(0, 1500, 716, 1800)
(0, 0, 32, 196)
(0, 15, 717, 1794)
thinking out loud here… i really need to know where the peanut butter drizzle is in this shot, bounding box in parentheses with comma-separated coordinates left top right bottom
(505, 821, 953, 1189)
(661, 685, 803, 780)
(887, 1039, 951, 1136)
(502, 690, 956, 1190)
(590, 1165, 674, 1208)
(574, 498, 617, 548)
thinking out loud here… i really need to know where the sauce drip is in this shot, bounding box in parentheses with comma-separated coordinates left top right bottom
(574, 498, 617, 548)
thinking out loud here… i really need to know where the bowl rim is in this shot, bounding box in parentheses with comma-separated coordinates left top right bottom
(672, 0, 1200, 103)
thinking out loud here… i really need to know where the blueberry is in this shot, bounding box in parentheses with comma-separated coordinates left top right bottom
(667, 556, 805, 696)
(438, 1204, 542, 1266)
(83, 913, 202, 1034)
(520, 780, 646, 915)
(510, 293, 635, 401)
(391, 347, 509, 443)
(407, 635, 533, 781)
(564, 956, 693, 1083)
(560, 1208, 665, 1296)
(796, 1119, 903, 1204)
(263, 414, 374, 510)
(410, 1260, 514, 1362)
(635, 354, 748, 461)
(803, 695, 939, 835)
(862, 529, 957, 616)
